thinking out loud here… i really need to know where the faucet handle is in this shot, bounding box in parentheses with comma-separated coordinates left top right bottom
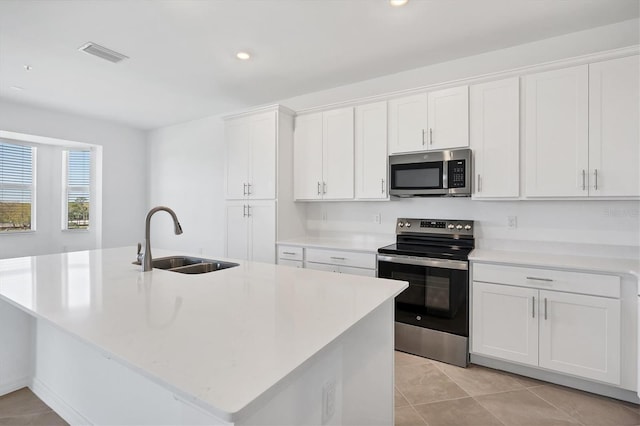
(132, 242, 143, 265)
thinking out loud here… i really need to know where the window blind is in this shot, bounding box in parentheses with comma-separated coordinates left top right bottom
(0, 141, 34, 232)
(66, 150, 91, 229)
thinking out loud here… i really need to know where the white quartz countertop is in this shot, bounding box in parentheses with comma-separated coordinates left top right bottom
(469, 249, 640, 279)
(277, 236, 394, 253)
(0, 247, 407, 422)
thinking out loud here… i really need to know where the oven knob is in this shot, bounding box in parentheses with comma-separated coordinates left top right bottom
(456, 224, 463, 230)
(405, 222, 411, 228)
(398, 222, 404, 227)
(416, 316, 421, 321)
(464, 224, 472, 231)
(447, 224, 455, 230)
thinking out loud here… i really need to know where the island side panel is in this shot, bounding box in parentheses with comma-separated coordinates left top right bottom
(238, 299, 395, 426)
(0, 300, 33, 395)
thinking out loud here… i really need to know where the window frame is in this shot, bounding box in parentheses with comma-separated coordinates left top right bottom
(0, 140, 37, 233)
(62, 149, 92, 231)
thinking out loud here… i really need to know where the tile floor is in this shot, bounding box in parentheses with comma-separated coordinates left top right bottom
(395, 351, 640, 426)
(1, 354, 638, 426)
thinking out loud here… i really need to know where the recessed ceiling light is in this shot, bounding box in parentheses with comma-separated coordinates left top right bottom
(236, 51, 251, 61)
(10, 86, 25, 91)
(389, 0, 408, 6)
(23, 65, 33, 71)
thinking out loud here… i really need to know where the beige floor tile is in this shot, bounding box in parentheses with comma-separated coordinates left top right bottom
(396, 363, 469, 405)
(437, 363, 527, 396)
(395, 387, 410, 408)
(395, 406, 427, 426)
(476, 389, 580, 426)
(0, 411, 68, 426)
(413, 397, 503, 426)
(530, 385, 640, 426)
(0, 388, 52, 418)
(395, 350, 431, 367)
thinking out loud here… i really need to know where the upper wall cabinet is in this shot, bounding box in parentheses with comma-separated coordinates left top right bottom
(427, 86, 469, 150)
(294, 107, 354, 200)
(589, 55, 640, 197)
(524, 65, 589, 197)
(470, 77, 520, 199)
(388, 93, 428, 154)
(225, 111, 277, 200)
(355, 101, 388, 200)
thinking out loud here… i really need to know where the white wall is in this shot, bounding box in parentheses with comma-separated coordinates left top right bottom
(147, 19, 640, 258)
(147, 115, 226, 257)
(0, 100, 147, 258)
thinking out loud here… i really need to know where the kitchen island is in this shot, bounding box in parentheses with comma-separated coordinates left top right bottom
(0, 247, 407, 425)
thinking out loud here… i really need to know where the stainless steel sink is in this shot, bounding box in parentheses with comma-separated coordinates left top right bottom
(152, 256, 239, 274)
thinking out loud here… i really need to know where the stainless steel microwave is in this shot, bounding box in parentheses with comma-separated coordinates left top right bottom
(389, 149, 472, 197)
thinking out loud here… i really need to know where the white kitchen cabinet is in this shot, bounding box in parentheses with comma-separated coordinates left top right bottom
(355, 101, 388, 199)
(225, 200, 276, 264)
(427, 86, 469, 150)
(472, 282, 538, 366)
(472, 262, 622, 386)
(294, 108, 354, 200)
(539, 290, 620, 384)
(524, 65, 589, 197)
(388, 93, 428, 154)
(589, 55, 640, 197)
(470, 78, 520, 198)
(225, 111, 277, 200)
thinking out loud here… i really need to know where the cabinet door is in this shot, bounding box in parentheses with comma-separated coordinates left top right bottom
(539, 290, 620, 385)
(248, 201, 276, 264)
(472, 282, 538, 366)
(388, 94, 428, 154)
(524, 65, 589, 197)
(225, 119, 250, 200)
(470, 78, 520, 198)
(589, 55, 640, 197)
(225, 203, 249, 260)
(355, 102, 388, 199)
(322, 107, 354, 200)
(249, 111, 277, 199)
(294, 113, 323, 200)
(427, 86, 469, 150)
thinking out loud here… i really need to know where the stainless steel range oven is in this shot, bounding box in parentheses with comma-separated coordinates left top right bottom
(377, 218, 474, 367)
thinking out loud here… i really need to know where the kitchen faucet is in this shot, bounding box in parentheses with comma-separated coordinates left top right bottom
(139, 206, 183, 272)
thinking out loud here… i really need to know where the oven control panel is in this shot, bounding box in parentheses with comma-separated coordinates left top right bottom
(397, 218, 473, 236)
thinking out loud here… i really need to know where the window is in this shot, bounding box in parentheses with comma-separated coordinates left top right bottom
(64, 150, 91, 230)
(0, 141, 35, 232)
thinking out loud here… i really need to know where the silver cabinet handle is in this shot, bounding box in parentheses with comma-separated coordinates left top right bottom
(242, 204, 247, 217)
(477, 174, 481, 193)
(381, 178, 385, 194)
(544, 298, 548, 320)
(429, 128, 433, 145)
(243, 183, 247, 196)
(582, 170, 586, 191)
(323, 182, 327, 194)
(247, 183, 252, 195)
(594, 169, 598, 190)
(330, 256, 346, 261)
(526, 276, 553, 282)
(317, 181, 321, 195)
(421, 129, 425, 146)
(282, 251, 296, 255)
(246, 205, 251, 217)
(532, 296, 535, 318)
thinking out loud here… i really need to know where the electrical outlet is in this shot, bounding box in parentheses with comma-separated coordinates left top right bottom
(322, 380, 336, 425)
(373, 213, 381, 224)
(507, 216, 517, 230)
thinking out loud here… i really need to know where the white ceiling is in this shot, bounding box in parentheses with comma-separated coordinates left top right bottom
(0, 0, 638, 130)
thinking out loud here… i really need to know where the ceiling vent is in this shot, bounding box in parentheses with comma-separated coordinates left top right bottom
(78, 42, 128, 63)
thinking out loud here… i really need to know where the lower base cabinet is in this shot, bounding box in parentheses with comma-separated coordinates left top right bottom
(277, 245, 377, 277)
(472, 263, 621, 386)
(305, 261, 376, 277)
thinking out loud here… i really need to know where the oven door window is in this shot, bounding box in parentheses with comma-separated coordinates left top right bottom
(378, 261, 468, 337)
(390, 161, 443, 190)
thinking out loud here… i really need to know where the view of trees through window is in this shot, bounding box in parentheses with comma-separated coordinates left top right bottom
(0, 142, 34, 232)
(66, 150, 91, 229)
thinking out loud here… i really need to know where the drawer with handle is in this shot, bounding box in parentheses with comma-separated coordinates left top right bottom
(305, 248, 376, 270)
(472, 262, 620, 298)
(277, 245, 303, 261)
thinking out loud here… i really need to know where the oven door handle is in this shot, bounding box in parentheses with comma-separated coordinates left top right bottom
(377, 254, 468, 271)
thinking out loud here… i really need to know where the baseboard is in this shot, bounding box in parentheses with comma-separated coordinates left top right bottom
(30, 378, 93, 426)
(0, 377, 31, 396)
(470, 354, 640, 404)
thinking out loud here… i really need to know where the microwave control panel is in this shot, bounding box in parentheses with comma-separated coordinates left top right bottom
(447, 159, 466, 188)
